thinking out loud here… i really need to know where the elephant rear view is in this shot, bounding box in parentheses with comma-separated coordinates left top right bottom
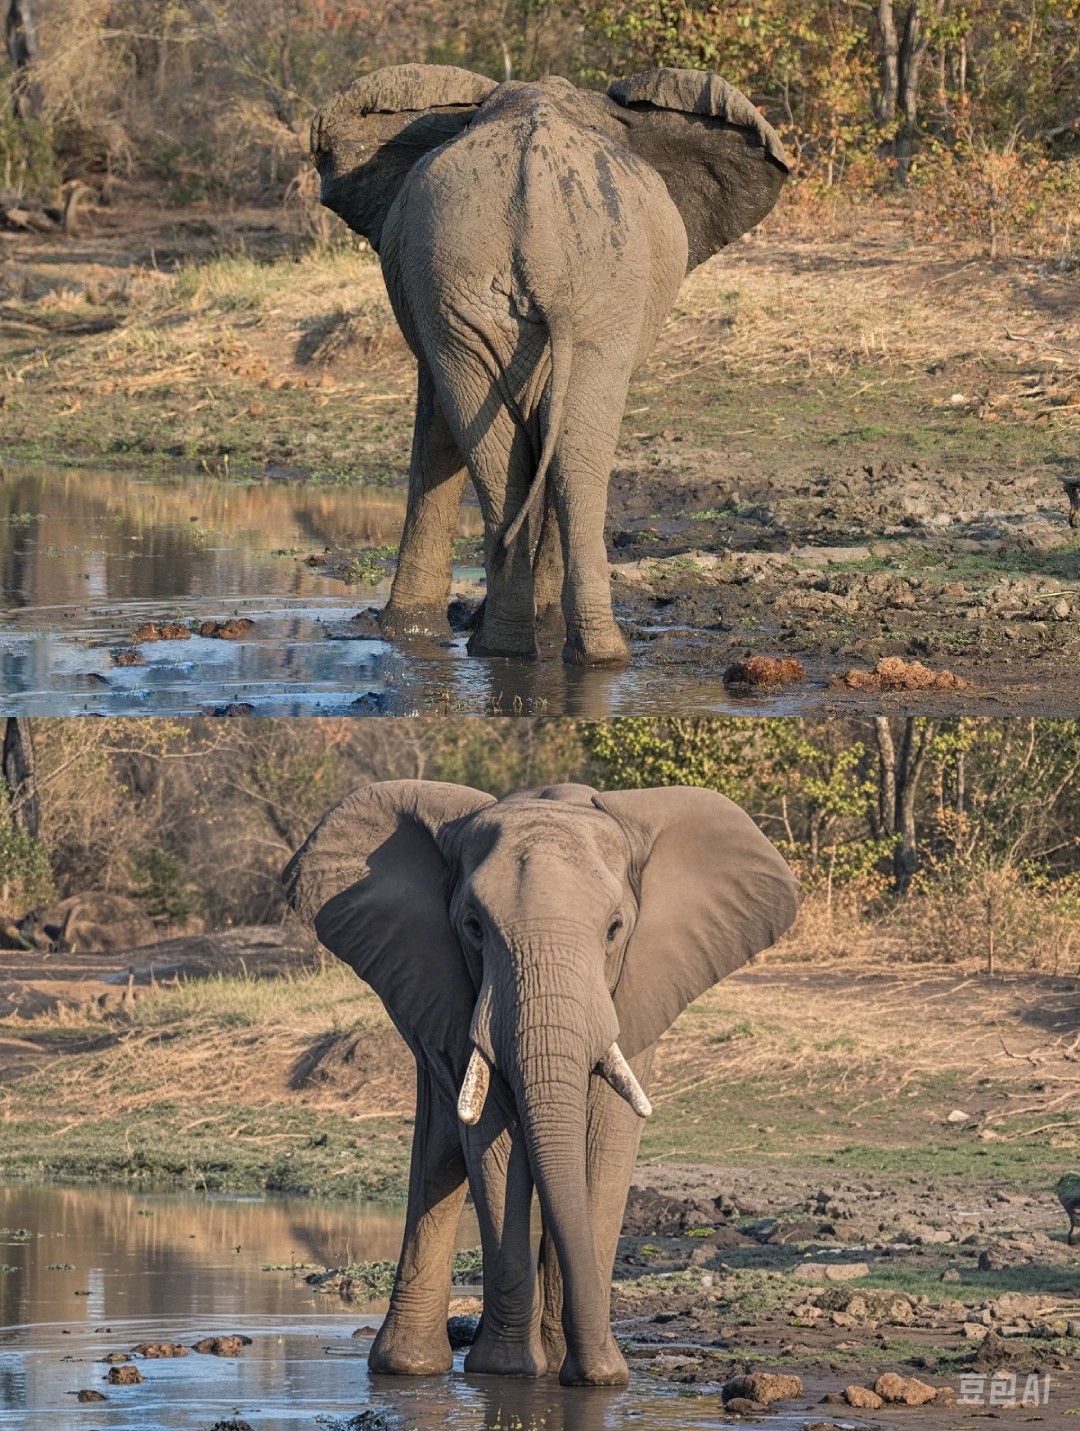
(312, 64, 788, 665)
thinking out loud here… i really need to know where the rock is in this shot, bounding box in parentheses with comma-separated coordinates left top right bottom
(935, 1386, 957, 1406)
(723, 1371, 803, 1405)
(191, 1335, 253, 1356)
(874, 1372, 937, 1406)
(723, 1396, 766, 1414)
(791, 1261, 869, 1283)
(101, 1352, 131, 1363)
(105, 1365, 143, 1384)
(447, 1315, 479, 1348)
(131, 1341, 188, 1357)
(941, 1268, 961, 1282)
(212, 703, 257, 716)
(830, 1311, 859, 1329)
(991, 1292, 1045, 1322)
(76, 1389, 108, 1402)
(979, 1247, 1008, 1271)
(946, 1109, 970, 1124)
(111, 648, 144, 667)
(962, 1321, 988, 1339)
(351, 1325, 376, 1339)
(210, 1421, 255, 1431)
(843, 1385, 883, 1409)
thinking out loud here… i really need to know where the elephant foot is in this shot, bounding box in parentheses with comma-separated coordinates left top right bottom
(559, 1336, 629, 1387)
(464, 1321, 545, 1378)
(535, 603, 565, 639)
(467, 628, 538, 660)
(562, 624, 630, 667)
(378, 601, 450, 642)
(368, 1319, 452, 1377)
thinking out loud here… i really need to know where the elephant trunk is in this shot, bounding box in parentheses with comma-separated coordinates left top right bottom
(506, 961, 627, 1384)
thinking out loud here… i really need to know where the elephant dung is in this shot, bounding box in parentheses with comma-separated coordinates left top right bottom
(191, 1334, 253, 1356)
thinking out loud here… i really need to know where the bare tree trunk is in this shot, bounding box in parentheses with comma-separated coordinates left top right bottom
(5, 0, 43, 120)
(874, 717, 933, 892)
(877, 0, 900, 124)
(3, 718, 40, 839)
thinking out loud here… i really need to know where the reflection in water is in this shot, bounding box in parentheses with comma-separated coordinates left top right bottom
(0, 1183, 761, 1431)
(0, 463, 790, 717)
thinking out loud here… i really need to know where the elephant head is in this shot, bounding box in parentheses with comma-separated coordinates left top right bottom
(311, 63, 788, 265)
(284, 780, 798, 1382)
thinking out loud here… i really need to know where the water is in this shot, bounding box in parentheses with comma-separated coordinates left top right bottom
(0, 463, 799, 717)
(0, 1185, 777, 1431)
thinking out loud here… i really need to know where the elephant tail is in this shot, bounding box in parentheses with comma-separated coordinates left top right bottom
(501, 315, 571, 554)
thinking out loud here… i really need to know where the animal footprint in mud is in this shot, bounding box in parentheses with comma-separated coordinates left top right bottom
(198, 618, 256, 639)
(841, 656, 967, 692)
(131, 622, 192, 643)
(724, 654, 806, 689)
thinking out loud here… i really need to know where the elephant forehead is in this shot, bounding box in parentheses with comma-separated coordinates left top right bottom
(458, 801, 629, 878)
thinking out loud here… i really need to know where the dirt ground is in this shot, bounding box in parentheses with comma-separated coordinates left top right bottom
(2, 201, 1078, 713)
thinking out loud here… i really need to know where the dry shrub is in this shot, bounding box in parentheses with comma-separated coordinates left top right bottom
(909, 142, 1080, 262)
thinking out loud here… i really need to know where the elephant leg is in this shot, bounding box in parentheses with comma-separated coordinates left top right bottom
(465, 407, 540, 659)
(381, 362, 469, 641)
(538, 1047, 655, 1376)
(533, 489, 564, 641)
(462, 1090, 545, 1377)
(369, 1063, 468, 1376)
(551, 355, 633, 668)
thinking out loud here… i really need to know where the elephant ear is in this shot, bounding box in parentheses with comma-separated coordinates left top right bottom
(607, 67, 789, 270)
(596, 786, 799, 1057)
(311, 64, 499, 248)
(283, 780, 495, 1092)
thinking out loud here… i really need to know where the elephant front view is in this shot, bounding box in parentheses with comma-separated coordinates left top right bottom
(284, 780, 798, 1386)
(311, 64, 789, 665)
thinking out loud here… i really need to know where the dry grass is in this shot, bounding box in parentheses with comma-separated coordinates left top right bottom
(650, 217, 1080, 427)
(3, 202, 1077, 478)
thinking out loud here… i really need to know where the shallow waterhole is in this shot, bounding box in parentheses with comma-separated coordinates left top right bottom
(0, 1183, 813, 1431)
(0, 463, 812, 717)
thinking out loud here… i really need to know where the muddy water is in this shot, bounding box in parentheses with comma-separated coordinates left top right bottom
(0, 463, 807, 717)
(0, 1185, 773, 1431)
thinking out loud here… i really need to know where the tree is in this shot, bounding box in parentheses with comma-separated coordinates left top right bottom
(871, 717, 935, 891)
(5, 0, 42, 119)
(2, 718, 39, 840)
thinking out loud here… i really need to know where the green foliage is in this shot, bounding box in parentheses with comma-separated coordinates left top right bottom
(0, 74, 57, 199)
(134, 846, 203, 925)
(0, 793, 54, 917)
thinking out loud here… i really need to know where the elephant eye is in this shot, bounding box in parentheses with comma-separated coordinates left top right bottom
(607, 916, 623, 943)
(462, 911, 483, 946)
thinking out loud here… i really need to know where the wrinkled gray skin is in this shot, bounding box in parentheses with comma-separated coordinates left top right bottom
(311, 65, 789, 665)
(284, 781, 798, 1385)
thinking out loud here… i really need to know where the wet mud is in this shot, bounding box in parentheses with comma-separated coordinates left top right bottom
(0, 456, 1076, 715)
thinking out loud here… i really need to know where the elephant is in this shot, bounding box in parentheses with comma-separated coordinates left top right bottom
(283, 779, 798, 1386)
(310, 64, 789, 666)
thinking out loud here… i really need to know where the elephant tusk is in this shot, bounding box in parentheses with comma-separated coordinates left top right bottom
(597, 1043, 652, 1119)
(457, 1046, 490, 1126)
